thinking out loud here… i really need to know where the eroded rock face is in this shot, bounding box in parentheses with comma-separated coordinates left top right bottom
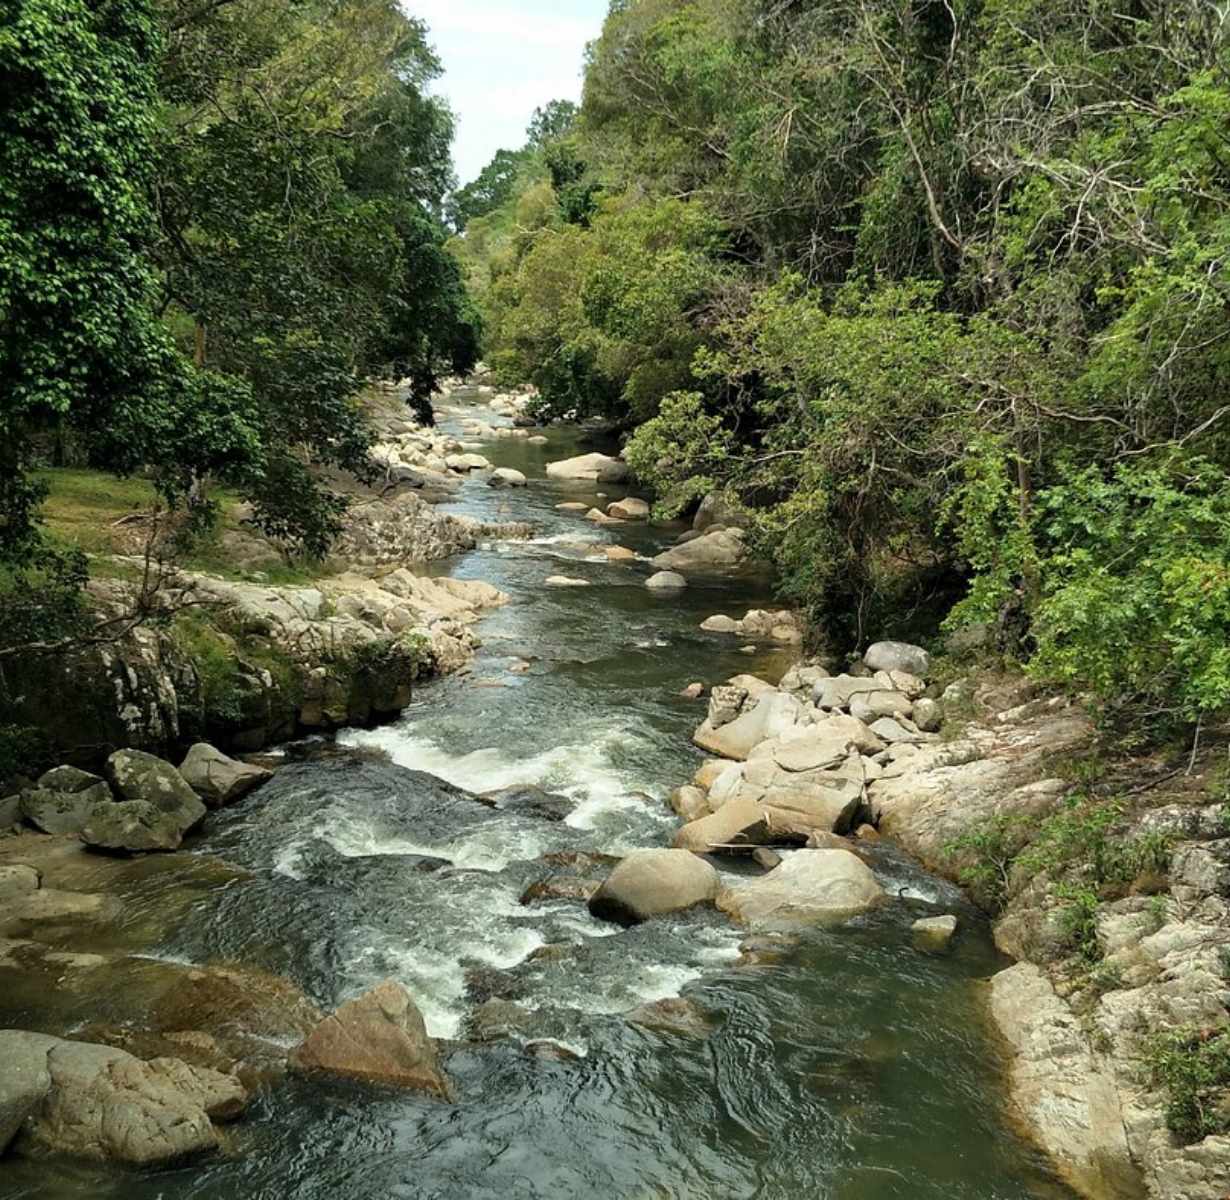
(717, 849, 885, 930)
(989, 965, 1144, 1200)
(292, 981, 450, 1098)
(588, 849, 720, 926)
(3, 1031, 247, 1167)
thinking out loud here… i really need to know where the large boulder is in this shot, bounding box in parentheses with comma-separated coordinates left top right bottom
(989, 964, 1143, 1200)
(292, 981, 450, 1098)
(863, 641, 930, 677)
(651, 529, 748, 576)
(546, 453, 629, 483)
(589, 849, 720, 925)
(693, 692, 802, 760)
(20, 767, 113, 834)
(0, 1031, 53, 1153)
(717, 849, 885, 930)
(488, 468, 527, 488)
(19, 789, 100, 835)
(178, 744, 272, 809)
(5, 1032, 246, 1166)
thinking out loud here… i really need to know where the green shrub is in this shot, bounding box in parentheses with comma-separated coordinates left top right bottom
(1147, 1027, 1230, 1143)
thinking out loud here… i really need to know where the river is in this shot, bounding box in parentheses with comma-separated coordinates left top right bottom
(0, 387, 1077, 1200)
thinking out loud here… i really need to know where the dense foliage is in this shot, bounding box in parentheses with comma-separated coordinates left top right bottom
(0, 0, 478, 663)
(455, 0, 1230, 724)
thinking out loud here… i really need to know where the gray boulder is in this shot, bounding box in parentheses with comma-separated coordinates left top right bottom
(588, 849, 720, 926)
(19, 789, 100, 835)
(651, 529, 748, 576)
(38, 766, 110, 798)
(912, 698, 943, 733)
(488, 468, 527, 487)
(608, 497, 649, 520)
(85, 752, 206, 853)
(0, 1031, 55, 1152)
(673, 796, 771, 853)
(179, 744, 272, 809)
(863, 641, 930, 677)
(0, 794, 20, 830)
(693, 692, 802, 760)
(717, 849, 886, 930)
(693, 491, 747, 533)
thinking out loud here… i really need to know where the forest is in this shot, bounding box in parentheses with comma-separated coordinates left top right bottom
(1, 0, 479, 656)
(450, 0, 1230, 733)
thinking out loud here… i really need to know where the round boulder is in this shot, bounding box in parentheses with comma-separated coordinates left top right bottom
(588, 849, 720, 926)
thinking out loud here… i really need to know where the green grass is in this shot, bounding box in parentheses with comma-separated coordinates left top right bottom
(36, 468, 333, 584)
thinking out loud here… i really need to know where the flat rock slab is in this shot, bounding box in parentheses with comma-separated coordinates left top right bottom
(717, 849, 886, 930)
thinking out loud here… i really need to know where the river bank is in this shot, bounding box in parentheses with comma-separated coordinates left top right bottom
(0, 381, 1222, 1199)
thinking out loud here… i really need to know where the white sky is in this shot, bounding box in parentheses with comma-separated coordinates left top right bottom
(405, 0, 611, 185)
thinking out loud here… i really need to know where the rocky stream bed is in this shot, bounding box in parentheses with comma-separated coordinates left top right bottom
(1, 384, 1226, 1200)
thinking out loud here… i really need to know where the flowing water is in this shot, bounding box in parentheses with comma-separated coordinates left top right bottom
(0, 390, 1077, 1200)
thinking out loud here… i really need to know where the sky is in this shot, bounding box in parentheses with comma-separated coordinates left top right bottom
(405, 0, 611, 185)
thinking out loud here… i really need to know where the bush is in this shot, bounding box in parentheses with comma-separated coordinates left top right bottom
(1147, 1027, 1230, 1143)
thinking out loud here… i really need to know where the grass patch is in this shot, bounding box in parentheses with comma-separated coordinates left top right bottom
(37, 468, 333, 584)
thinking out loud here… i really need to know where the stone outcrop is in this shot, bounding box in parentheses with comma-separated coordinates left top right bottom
(292, 981, 451, 1098)
(335, 491, 530, 566)
(1, 1031, 247, 1166)
(588, 849, 720, 926)
(989, 965, 1144, 1200)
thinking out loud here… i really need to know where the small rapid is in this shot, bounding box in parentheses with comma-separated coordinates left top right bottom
(0, 388, 1078, 1200)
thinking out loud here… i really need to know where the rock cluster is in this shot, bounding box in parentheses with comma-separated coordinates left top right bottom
(7, 746, 268, 854)
(700, 609, 804, 644)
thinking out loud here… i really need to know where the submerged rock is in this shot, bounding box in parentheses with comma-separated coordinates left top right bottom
(588, 848, 720, 926)
(912, 914, 958, 954)
(292, 981, 450, 1098)
(628, 997, 721, 1038)
(717, 849, 886, 930)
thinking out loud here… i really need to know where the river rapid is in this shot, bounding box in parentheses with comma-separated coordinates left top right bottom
(0, 388, 1078, 1200)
